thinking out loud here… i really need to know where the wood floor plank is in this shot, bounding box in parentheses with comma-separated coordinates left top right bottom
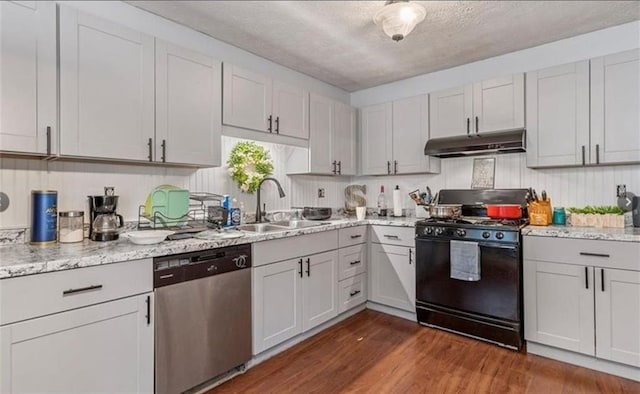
(209, 310, 640, 393)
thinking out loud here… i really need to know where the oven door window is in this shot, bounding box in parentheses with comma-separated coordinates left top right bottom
(416, 238, 520, 321)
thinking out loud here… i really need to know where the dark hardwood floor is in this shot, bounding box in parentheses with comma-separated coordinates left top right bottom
(209, 310, 640, 393)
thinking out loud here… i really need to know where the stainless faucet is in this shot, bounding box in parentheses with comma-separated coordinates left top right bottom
(255, 177, 286, 223)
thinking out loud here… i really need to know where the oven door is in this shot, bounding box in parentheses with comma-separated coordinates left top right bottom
(415, 237, 520, 321)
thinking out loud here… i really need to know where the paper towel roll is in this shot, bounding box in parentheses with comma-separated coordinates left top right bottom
(393, 186, 402, 217)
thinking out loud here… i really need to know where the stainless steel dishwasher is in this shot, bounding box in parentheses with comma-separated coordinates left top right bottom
(153, 244, 252, 394)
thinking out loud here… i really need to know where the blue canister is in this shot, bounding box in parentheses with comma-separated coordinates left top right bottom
(31, 190, 58, 245)
(552, 207, 566, 225)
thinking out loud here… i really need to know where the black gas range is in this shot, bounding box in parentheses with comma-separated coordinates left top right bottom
(415, 189, 529, 350)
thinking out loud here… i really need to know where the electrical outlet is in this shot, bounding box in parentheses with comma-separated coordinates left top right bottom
(318, 188, 325, 198)
(617, 184, 627, 198)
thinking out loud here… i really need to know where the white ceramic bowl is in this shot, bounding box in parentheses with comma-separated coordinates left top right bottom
(123, 230, 174, 245)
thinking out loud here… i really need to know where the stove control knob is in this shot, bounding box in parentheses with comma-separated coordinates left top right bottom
(482, 231, 491, 239)
(425, 227, 433, 235)
(435, 228, 444, 236)
(496, 232, 504, 240)
(456, 229, 466, 237)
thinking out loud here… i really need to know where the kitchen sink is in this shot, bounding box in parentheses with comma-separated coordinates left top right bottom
(270, 220, 330, 229)
(237, 223, 289, 233)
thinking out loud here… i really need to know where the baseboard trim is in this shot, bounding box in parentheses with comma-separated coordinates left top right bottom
(527, 342, 640, 382)
(366, 301, 416, 322)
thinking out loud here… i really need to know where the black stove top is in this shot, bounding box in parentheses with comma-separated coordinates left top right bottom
(417, 217, 528, 230)
(415, 216, 528, 243)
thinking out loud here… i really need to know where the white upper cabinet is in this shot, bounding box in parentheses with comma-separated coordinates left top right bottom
(308, 93, 334, 174)
(305, 94, 356, 175)
(361, 96, 439, 176)
(223, 64, 309, 139)
(332, 102, 357, 176)
(273, 80, 309, 139)
(429, 85, 473, 139)
(360, 103, 393, 175)
(526, 61, 590, 167)
(472, 74, 525, 133)
(591, 49, 640, 165)
(0, 1, 56, 155)
(59, 6, 155, 161)
(429, 74, 524, 138)
(392, 95, 438, 174)
(223, 64, 272, 133)
(155, 40, 221, 166)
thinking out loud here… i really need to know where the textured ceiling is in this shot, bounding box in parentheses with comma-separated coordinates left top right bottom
(128, 1, 640, 92)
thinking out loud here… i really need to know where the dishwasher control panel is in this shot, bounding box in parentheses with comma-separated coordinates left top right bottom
(153, 243, 252, 288)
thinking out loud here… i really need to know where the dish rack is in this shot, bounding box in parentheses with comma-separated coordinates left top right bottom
(137, 192, 224, 231)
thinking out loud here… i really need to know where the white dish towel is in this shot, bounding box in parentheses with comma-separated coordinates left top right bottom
(450, 240, 481, 281)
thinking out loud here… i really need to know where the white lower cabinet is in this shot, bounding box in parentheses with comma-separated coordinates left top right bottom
(253, 250, 338, 354)
(339, 273, 367, 314)
(524, 236, 640, 368)
(0, 293, 153, 394)
(370, 243, 415, 312)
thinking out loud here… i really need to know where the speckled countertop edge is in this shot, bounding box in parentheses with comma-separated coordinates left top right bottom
(0, 218, 416, 279)
(522, 225, 640, 243)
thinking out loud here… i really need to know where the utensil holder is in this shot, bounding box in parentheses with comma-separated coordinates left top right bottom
(528, 200, 552, 226)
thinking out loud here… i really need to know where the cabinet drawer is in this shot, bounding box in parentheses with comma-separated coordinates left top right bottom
(253, 230, 338, 267)
(338, 226, 367, 248)
(371, 225, 415, 247)
(1, 259, 152, 325)
(338, 273, 367, 314)
(338, 244, 366, 281)
(524, 236, 640, 271)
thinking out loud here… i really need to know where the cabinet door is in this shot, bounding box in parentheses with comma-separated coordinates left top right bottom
(302, 250, 338, 331)
(360, 103, 393, 175)
(252, 259, 303, 354)
(333, 102, 357, 175)
(222, 64, 272, 133)
(370, 243, 415, 312)
(523, 261, 594, 355)
(309, 93, 334, 174)
(595, 268, 640, 367)
(472, 74, 524, 133)
(526, 61, 590, 167)
(0, 294, 153, 394)
(59, 6, 155, 161)
(272, 80, 309, 139)
(155, 40, 221, 166)
(591, 50, 640, 164)
(392, 95, 434, 174)
(429, 85, 473, 139)
(0, 1, 56, 155)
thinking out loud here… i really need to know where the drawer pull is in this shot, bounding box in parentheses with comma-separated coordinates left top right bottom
(350, 234, 362, 239)
(350, 260, 361, 266)
(585, 267, 589, 289)
(62, 284, 103, 296)
(384, 235, 400, 240)
(601, 268, 605, 292)
(350, 290, 361, 297)
(159, 274, 174, 279)
(145, 295, 151, 325)
(579, 252, 610, 258)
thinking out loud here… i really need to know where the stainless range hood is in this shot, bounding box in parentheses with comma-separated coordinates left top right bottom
(424, 128, 526, 158)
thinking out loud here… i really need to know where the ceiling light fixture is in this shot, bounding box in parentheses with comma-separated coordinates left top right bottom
(373, 0, 426, 42)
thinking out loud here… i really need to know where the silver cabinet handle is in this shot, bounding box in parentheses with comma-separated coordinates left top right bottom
(384, 235, 400, 240)
(159, 273, 174, 279)
(63, 284, 103, 296)
(350, 260, 361, 266)
(350, 290, 361, 297)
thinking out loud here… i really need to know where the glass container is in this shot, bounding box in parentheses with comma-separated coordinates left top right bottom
(59, 211, 84, 243)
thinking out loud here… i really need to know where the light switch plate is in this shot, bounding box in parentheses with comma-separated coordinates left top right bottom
(318, 188, 325, 198)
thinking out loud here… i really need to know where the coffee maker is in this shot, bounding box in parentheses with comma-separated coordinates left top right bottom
(88, 187, 124, 241)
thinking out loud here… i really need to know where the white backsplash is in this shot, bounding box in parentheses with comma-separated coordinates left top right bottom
(1, 146, 638, 229)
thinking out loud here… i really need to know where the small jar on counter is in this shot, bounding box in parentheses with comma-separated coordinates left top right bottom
(59, 211, 84, 243)
(552, 207, 566, 225)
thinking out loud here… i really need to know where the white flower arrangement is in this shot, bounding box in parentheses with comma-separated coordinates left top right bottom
(227, 141, 274, 194)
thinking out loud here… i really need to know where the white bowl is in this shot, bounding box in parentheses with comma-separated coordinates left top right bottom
(123, 230, 174, 245)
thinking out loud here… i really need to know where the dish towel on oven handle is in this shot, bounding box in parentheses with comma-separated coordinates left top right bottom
(450, 240, 481, 281)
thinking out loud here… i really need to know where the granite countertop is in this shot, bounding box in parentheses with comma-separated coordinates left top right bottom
(522, 225, 640, 243)
(0, 217, 416, 279)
